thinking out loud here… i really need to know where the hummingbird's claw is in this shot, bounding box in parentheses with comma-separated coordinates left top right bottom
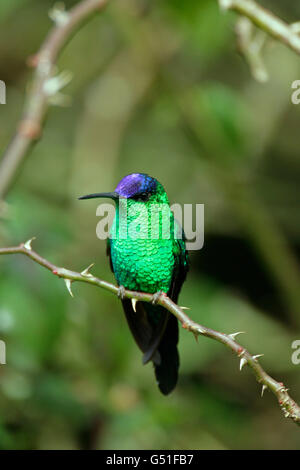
(152, 291, 167, 305)
(117, 285, 126, 300)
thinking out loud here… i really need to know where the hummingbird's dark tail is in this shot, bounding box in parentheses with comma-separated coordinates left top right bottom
(154, 313, 179, 395)
(121, 298, 179, 395)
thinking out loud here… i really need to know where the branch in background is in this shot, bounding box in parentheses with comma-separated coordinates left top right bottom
(0, 0, 108, 201)
(219, 0, 300, 81)
(168, 86, 300, 329)
(219, 0, 300, 54)
(235, 17, 269, 83)
(0, 0, 299, 197)
(0, 240, 300, 426)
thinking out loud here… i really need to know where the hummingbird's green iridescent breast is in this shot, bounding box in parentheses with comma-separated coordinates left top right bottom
(109, 190, 177, 294)
(109, 225, 176, 294)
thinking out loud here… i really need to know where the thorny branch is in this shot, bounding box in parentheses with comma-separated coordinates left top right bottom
(1, 0, 299, 200)
(0, 0, 108, 200)
(219, 0, 300, 54)
(0, 239, 300, 426)
(219, 0, 300, 81)
(1, 0, 300, 425)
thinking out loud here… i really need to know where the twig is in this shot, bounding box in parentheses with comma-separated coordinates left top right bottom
(0, 0, 108, 200)
(0, 239, 300, 426)
(1, 0, 299, 200)
(235, 17, 269, 82)
(219, 0, 300, 55)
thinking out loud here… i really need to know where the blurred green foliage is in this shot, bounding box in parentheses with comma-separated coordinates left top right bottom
(0, 0, 300, 449)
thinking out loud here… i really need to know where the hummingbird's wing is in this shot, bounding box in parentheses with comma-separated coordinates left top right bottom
(169, 234, 189, 303)
(106, 238, 164, 363)
(152, 228, 189, 395)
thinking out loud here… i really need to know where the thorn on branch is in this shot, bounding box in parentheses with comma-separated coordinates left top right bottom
(43, 70, 73, 97)
(239, 356, 247, 371)
(218, 0, 233, 11)
(81, 263, 95, 278)
(193, 332, 199, 343)
(64, 278, 74, 297)
(253, 354, 264, 361)
(235, 17, 269, 83)
(229, 331, 245, 340)
(131, 298, 138, 312)
(23, 237, 36, 250)
(238, 348, 247, 371)
(261, 384, 267, 397)
(49, 3, 70, 27)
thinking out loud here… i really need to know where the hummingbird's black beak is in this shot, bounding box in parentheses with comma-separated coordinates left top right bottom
(78, 191, 119, 201)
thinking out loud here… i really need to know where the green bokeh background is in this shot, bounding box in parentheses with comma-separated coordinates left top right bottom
(0, 0, 300, 449)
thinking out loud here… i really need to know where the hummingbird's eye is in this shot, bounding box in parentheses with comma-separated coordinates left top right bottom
(133, 192, 150, 202)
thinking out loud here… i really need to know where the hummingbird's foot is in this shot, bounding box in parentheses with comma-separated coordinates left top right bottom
(117, 285, 126, 300)
(152, 291, 167, 305)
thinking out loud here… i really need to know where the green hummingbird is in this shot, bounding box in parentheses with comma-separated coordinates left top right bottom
(79, 173, 189, 394)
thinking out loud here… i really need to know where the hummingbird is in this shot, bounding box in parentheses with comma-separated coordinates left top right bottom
(79, 173, 189, 394)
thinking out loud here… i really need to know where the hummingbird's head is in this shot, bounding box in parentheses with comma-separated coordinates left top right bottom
(79, 173, 168, 205)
